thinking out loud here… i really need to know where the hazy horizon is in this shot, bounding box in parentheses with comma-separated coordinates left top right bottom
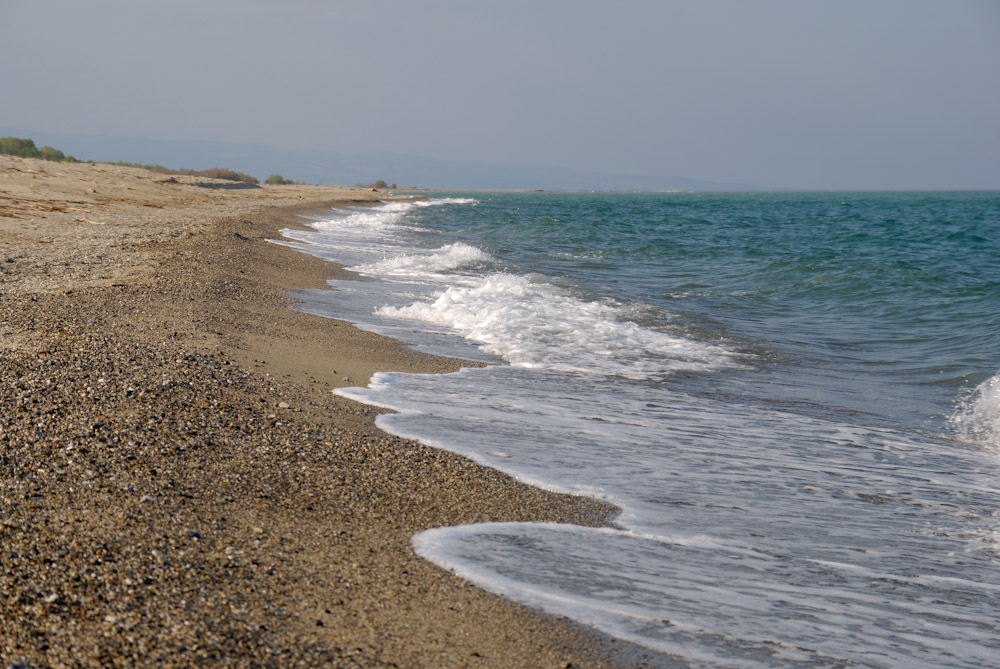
(2, 1, 998, 190)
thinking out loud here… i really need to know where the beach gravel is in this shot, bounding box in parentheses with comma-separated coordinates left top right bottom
(0, 157, 665, 668)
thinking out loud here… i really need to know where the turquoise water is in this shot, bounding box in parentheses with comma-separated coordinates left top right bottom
(398, 192, 1000, 428)
(284, 192, 1000, 667)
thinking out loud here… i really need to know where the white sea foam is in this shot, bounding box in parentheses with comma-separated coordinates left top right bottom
(356, 242, 494, 277)
(417, 197, 478, 206)
(279, 198, 481, 277)
(297, 196, 1000, 666)
(951, 372, 1000, 449)
(300, 198, 476, 240)
(297, 197, 737, 379)
(339, 365, 1000, 667)
(377, 273, 734, 378)
(308, 201, 415, 233)
(413, 522, 998, 668)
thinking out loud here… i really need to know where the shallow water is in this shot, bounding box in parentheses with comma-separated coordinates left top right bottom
(282, 192, 1000, 667)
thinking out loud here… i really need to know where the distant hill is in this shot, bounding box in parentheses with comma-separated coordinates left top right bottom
(0, 126, 758, 191)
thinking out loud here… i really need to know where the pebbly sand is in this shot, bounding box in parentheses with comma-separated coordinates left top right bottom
(0, 156, 664, 667)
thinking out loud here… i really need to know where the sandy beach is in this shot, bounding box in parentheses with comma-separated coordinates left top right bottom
(0, 156, 657, 667)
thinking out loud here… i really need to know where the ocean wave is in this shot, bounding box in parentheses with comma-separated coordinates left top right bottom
(950, 372, 1000, 449)
(355, 242, 494, 277)
(306, 197, 475, 236)
(314, 193, 1000, 666)
(305, 201, 418, 235)
(377, 272, 735, 378)
(413, 197, 478, 206)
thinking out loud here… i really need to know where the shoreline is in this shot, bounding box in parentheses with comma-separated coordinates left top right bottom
(0, 156, 658, 667)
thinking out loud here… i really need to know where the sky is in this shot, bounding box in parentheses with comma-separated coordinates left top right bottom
(1, 0, 998, 189)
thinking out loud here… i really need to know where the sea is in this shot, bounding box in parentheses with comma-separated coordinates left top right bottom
(279, 191, 1000, 668)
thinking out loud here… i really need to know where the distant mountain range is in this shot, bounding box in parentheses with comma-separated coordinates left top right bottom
(0, 125, 758, 191)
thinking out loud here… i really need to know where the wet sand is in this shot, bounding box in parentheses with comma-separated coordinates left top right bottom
(0, 156, 664, 667)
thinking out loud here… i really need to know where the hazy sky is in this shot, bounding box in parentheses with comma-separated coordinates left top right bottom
(2, 0, 998, 189)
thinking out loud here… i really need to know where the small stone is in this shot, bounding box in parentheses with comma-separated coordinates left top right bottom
(278, 401, 290, 409)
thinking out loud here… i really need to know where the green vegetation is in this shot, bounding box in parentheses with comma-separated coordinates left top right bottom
(1, 137, 301, 186)
(111, 160, 175, 171)
(359, 179, 398, 189)
(197, 167, 259, 184)
(1, 136, 78, 162)
(108, 162, 255, 183)
(265, 174, 295, 185)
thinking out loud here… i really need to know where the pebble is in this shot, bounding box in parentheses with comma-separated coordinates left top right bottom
(0, 162, 628, 669)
